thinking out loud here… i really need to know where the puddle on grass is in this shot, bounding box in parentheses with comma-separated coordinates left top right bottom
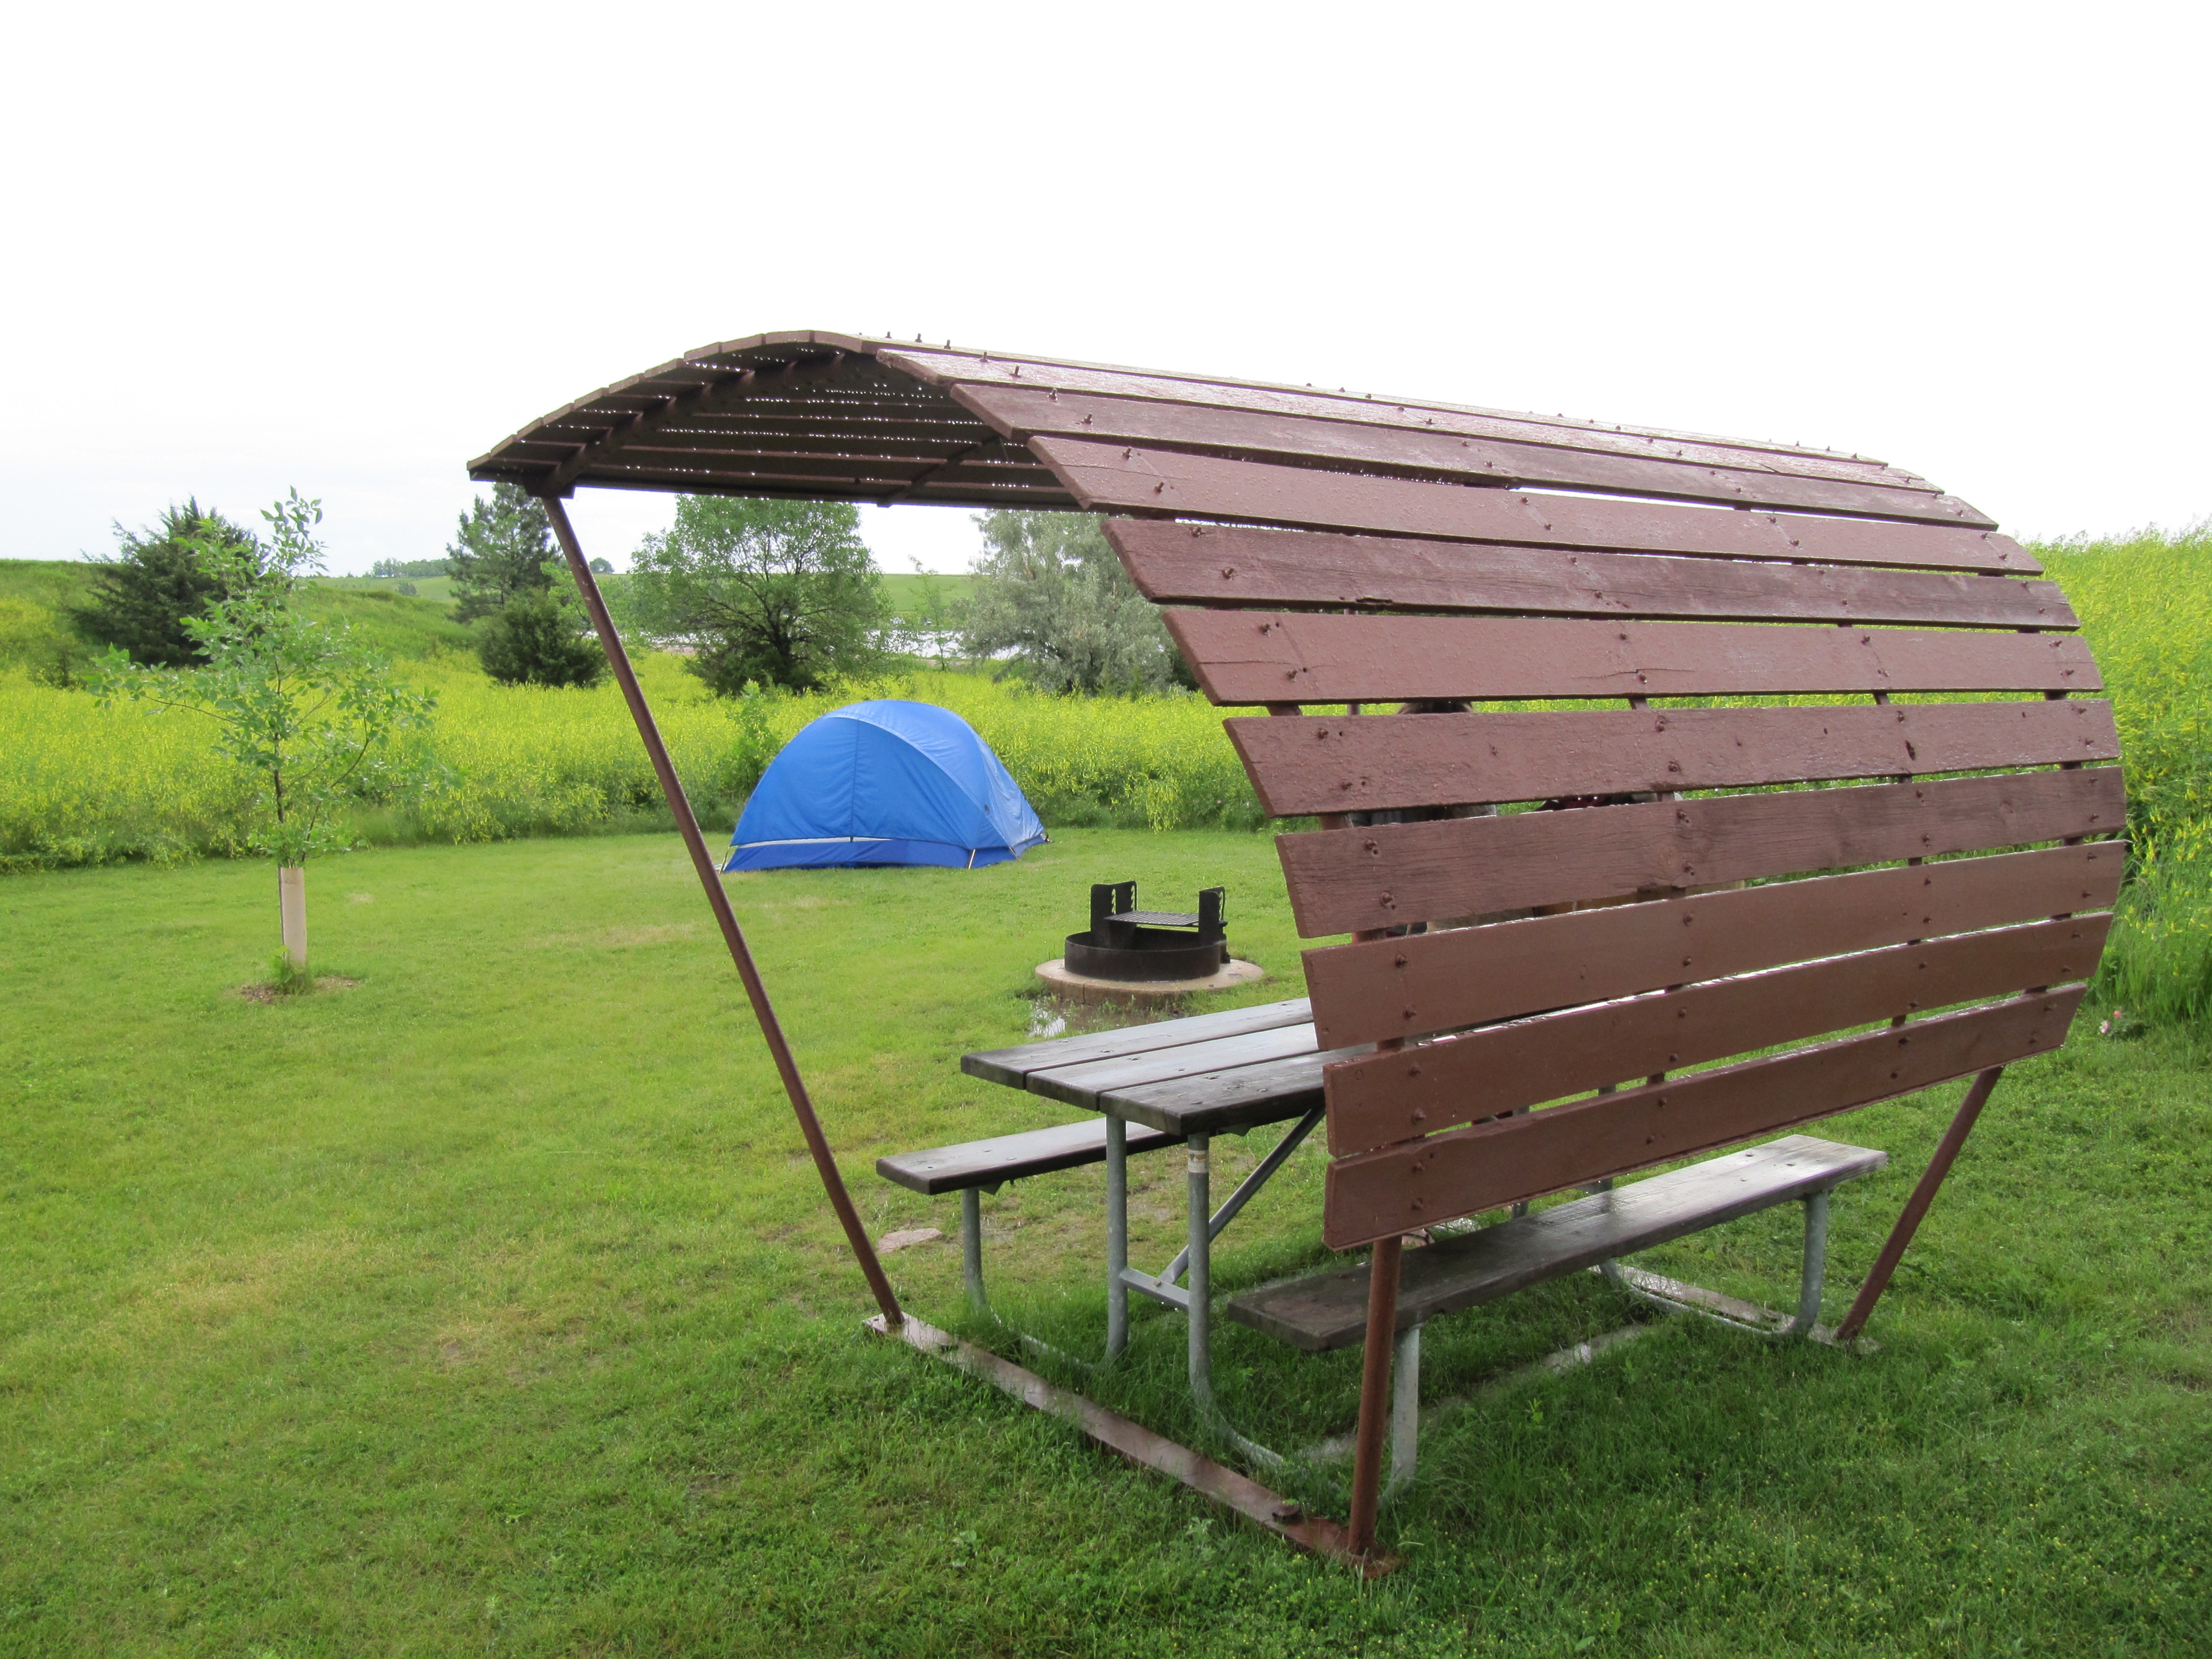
(1024, 995, 1183, 1041)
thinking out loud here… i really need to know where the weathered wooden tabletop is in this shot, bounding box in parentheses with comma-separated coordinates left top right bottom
(961, 997, 1366, 1136)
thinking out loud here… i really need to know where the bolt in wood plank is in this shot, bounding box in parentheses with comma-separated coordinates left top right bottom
(1279, 766, 2125, 938)
(1303, 843, 2123, 1047)
(1106, 521, 2075, 630)
(1320, 990, 2083, 1249)
(1224, 699, 2119, 817)
(1324, 914, 2110, 1155)
(1165, 611, 2099, 707)
(1035, 440, 2027, 570)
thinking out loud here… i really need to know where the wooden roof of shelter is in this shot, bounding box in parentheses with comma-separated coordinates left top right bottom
(468, 332, 2037, 578)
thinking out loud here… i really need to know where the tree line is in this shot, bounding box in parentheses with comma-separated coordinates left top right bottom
(72, 487, 1193, 701)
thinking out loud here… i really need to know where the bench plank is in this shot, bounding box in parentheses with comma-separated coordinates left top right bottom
(1166, 610, 2099, 707)
(961, 385, 1957, 520)
(876, 1117, 1183, 1196)
(1109, 523, 2074, 629)
(1227, 699, 2119, 817)
(885, 349, 1932, 484)
(1279, 767, 2125, 938)
(1321, 989, 2082, 1249)
(1027, 1022, 1324, 1111)
(1324, 915, 2111, 1154)
(1098, 1044, 1371, 1137)
(1305, 843, 2124, 1047)
(1036, 439, 2020, 561)
(962, 996, 1311, 1088)
(1230, 1135, 1887, 1351)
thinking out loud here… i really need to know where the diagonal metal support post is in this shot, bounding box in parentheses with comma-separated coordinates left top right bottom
(1836, 1065, 2005, 1344)
(539, 494, 905, 1329)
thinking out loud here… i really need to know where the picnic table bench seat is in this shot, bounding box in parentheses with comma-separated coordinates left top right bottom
(1228, 1135, 1886, 1353)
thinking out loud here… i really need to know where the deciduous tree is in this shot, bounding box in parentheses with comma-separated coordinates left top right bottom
(959, 510, 1190, 694)
(92, 492, 440, 985)
(625, 497, 889, 693)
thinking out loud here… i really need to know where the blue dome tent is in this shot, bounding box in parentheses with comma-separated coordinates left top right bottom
(724, 700, 1046, 872)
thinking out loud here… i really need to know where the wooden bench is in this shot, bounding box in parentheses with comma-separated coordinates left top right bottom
(878, 1117, 1183, 1311)
(1229, 1134, 1886, 1483)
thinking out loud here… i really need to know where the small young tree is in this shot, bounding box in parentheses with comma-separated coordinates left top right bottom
(960, 510, 1190, 693)
(92, 492, 440, 986)
(70, 500, 264, 667)
(626, 497, 890, 693)
(446, 483, 556, 622)
(476, 564, 607, 688)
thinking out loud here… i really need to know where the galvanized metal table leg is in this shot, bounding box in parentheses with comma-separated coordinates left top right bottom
(1790, 1187, 1830, 1338)
(1187, 1133, 1211, 1402)
(961, 1187, 987, 1313)
(1388, 1323, 1421, 1493)
(1105, 1115, 1129, 1360)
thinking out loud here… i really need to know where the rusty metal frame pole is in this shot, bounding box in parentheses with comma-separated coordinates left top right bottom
(1346, 1235, 1402, 1557)
(539, 494, 905, 1329)
(1835, 1065, 2005, 1344)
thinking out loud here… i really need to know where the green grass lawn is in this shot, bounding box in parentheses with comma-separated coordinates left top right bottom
(2, 830, 2207, 1656)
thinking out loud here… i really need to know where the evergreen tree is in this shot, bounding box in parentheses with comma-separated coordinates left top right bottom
(476, 567, 607, 688)
(446, 483, 555, 622)
(71, 500, 263, 667)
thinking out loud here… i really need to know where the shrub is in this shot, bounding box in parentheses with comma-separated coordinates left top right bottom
(476, 588, 606, 689)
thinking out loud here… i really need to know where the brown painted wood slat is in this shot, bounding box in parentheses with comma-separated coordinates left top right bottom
(1320, 990, 2084, 1249)
(1107, 521, 2075, 630)
(1026, 1023, 1323, 1112)
(1232, 1135, 1887, 1350)
(1168, 611, 2099, 708)
(881, 348, 1921, 484)
(1036, 440, 2027, 570)
(875, 1118, 1183, 1195)
(960, 384, 1961, 521)
(1303, 843, 2123, 1048)
(1324, 915, 2110, 1155)
(961, 997, 1312, 1088)
(1279, 767, 2125, 938)
(1227, 700, 2120, 816)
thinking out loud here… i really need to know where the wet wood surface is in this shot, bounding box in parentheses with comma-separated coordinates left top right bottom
(1107, 521, 2075, 629)
(1277, 766, 2126, 937)
(962, 997, 1311, 1088)
(1036, 439, 2028, 570)
(1227, 698, 2119, 816)
(1166, 609, 2101, 706)
(1302, 842, 2124, 1048)
(876, 1117, 1183, 1194)
(1231, 1135, 1886, 1350)
(1320, 990, 2084, 1249)
(958, 383, 1962, 520)
(1323, 915, 2110, 1154)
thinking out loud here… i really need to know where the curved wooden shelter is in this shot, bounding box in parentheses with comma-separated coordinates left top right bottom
(478, 331, 2122, 1565)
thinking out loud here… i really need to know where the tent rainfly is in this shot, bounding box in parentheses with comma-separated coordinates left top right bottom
(724, 700, 1044, 871)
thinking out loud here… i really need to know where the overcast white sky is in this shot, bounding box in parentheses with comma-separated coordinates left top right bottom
(3, 2, 2203, 576)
